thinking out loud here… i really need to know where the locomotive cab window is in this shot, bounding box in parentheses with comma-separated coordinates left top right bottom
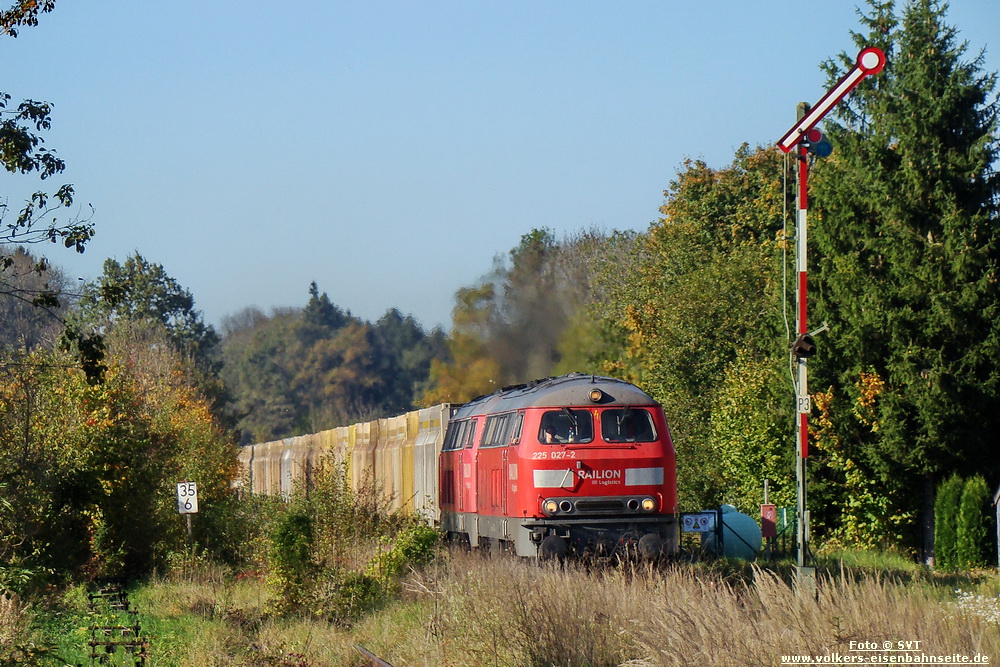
(600, 408, 656, 443)
(538, 408, 593, 444)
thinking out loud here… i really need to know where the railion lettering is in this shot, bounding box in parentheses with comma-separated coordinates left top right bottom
(577, 469, 622, 481)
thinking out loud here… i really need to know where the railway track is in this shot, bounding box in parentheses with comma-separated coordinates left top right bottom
(85, 580, 148, 666)
(355, 644, 393, 666)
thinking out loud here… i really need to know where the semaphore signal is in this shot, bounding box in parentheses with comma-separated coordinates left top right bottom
(776, 46, 886, 584)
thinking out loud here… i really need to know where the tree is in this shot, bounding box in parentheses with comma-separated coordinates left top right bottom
(955, 475, 989, 569)
(0, 338, 237, 586)
(711, 350, 795, 512)
(2, 0, 94, 290)
(421, 283, 502, 404)
(422, 228, 637, 404)
(810, 0, 1000, 553)
(3, 0, 99, 382)
(220, 307, 302, 443)
(553, 230, 645, 378)
(301, 281, 350, 338)
(933, 473, 962, 569)
(1, 1, 57, 38)
(599, 146, 791, 510)
(0, 246, 71, 348)
(372, 308, 447, 414)
(76, 253, 220, 366)
(222, 285, 444, 442)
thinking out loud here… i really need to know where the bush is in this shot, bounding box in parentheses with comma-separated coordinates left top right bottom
(933, 473, 963, 570)
(0, 341, 238, 588)
(365, 523, 439, 587)
(956, 475, 989, 569)
(267, 508, 315, 613)
(261, 458, 440, 625)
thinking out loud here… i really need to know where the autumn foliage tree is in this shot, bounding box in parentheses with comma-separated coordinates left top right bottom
(591, 146, 793, 511)
(422, 228, 635, 404)
(221, 283, 446, 443)
(0, 333, 237, 589)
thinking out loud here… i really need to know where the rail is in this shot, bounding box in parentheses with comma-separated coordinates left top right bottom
(355, 644, 393, 666)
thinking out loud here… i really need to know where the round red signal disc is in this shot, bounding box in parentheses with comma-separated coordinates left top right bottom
(857, 47, 886, 75)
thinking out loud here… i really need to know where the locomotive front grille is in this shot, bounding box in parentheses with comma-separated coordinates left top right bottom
(574, 499, 625, 513)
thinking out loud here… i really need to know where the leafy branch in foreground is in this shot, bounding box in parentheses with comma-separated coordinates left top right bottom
(1, 92, 95, 256)
(1, 0, 57, 38)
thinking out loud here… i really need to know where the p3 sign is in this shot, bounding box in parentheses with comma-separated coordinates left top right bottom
(176, 481, 199, 514)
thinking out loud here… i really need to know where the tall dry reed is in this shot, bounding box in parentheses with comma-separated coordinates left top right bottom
(401, 555, 999, 667)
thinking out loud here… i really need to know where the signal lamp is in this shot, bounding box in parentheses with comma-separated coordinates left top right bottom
(792, 334, 817, 358)
(543, 500, 559, 515)
(641, 497, 656, 512)
(804, 128, 833, 157)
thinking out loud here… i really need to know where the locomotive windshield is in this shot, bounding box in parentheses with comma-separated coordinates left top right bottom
(600, 408, 657, 443)
(538, 409, 594, 444)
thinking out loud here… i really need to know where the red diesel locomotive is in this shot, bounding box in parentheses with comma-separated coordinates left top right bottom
(439, 373, 678, 558)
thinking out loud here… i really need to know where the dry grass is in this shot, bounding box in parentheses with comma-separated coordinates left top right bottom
(37, 553, 999, 666)
(389, 553, 1000, 667)
(0, 591, 31, 656)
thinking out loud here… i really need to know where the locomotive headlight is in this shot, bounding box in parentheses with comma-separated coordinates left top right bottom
(589, 388, 604, 403)
(641, 497, 656, 512)
(543, 499, 559, 515)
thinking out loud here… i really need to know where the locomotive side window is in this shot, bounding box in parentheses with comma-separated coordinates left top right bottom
(538, 409, 593, 444)
(443, 420, 463, 451)
(443, 419, 479, 451)
(462, 420, 477, 448)
(482, 412, 519, 448)
(600, 408, 656, 443)
(482, 415, 499, 447)
(509, 412, 524, 445)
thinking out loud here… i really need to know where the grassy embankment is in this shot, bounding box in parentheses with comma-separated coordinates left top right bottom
(9, 549, 999, 666)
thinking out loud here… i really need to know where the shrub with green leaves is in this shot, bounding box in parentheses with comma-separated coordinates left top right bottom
(264, 457, 439, 625)
(267, 508, 315, 613)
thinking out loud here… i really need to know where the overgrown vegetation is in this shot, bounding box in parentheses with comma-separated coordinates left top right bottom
(267, 459, 438, 624)
(8, 551, 997, 666)
(0, 329, 239, 591)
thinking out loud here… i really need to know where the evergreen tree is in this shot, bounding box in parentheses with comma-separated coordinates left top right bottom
(302, 281, 350, 334)
(956, 474, 989, 569)
(933, 473, 962, 569)
(810, 0, 1000, 553)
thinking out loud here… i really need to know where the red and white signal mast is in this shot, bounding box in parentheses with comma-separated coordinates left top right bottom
(776, 47, 885, 578)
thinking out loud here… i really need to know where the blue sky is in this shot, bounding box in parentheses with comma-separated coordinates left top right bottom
(2, 1, 998, 332)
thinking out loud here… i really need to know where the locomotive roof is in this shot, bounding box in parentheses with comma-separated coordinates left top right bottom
(452, 373, 658, 419)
